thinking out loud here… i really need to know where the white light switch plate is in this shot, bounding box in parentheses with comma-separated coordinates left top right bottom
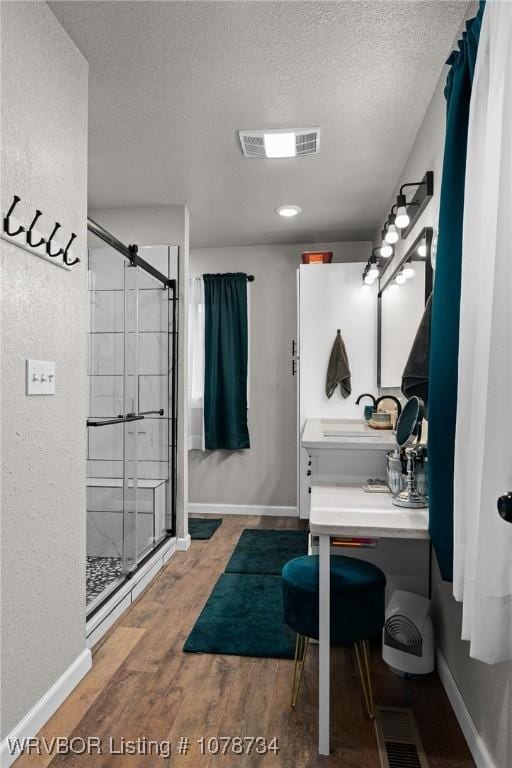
(26, 360, 56, 395)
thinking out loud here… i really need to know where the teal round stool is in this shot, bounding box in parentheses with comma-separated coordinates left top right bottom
(282, 554, 386, 716)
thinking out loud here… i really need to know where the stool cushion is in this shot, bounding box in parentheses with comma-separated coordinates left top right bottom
(282, 555, 386, 645)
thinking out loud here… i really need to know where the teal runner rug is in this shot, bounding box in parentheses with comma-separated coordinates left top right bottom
(183, 573, 295, 659)
(225, 528, 308, 575)
(189, 517, 223, 540)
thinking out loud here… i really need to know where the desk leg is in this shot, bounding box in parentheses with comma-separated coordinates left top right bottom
(319, 534, 330, 755)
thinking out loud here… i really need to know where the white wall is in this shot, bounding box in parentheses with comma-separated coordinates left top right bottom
(189, 241, 369, 508)
(88, 206, 190, 541)
(0, 0, 89, 741)
(375, 17, 512, 767)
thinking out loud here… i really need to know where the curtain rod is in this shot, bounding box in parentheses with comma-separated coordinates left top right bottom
(247, 275, 254, 282)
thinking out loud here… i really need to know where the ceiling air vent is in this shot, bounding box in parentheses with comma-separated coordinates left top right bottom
(238, 128, 320, 158)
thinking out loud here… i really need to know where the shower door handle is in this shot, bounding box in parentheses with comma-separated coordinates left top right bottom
(497, 492, 512, 523)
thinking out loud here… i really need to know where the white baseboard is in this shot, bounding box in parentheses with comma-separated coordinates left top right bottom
(176, 534, 191, 551)
(436, 649, 498, 768)
(0, 649, 92, 767)
(188, 503, 298, 518)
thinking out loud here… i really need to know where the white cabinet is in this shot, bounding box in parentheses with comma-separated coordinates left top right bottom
(297, 263, 378, 518)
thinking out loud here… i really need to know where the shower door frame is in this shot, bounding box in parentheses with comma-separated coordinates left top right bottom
(86, 217, 178, 616)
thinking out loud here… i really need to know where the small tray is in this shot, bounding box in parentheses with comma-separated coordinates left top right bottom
(368, 420, 393, 430)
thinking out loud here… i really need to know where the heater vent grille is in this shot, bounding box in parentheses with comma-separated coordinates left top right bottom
(239, 128, 320, 158)
(375, 707, 429, 768)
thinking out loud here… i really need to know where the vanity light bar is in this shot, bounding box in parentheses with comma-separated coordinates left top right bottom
(380, 171, 434, 248)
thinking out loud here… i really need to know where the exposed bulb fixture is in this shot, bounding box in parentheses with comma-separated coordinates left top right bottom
(380, 241, 393, 258)
(275, 205, 302, 218)
(395, 270, 406, 285)
(368, 252, 379, 280)
(385, 216, 399, 244)
(417, 241, 427, 257)
(364, 274, 374, 285)
(403, 262, 415, 279)
(395, 193, 410, 229)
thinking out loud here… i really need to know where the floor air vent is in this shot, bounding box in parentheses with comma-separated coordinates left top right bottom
(374, 706, 429, 768)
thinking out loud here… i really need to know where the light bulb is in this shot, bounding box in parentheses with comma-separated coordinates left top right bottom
(368, 265, 379, 279)
(417, 241, 427, 257)
(385, 224, 399, 244)
(395, 271, 406, 285)
(364, 274, 373, 285)
(362, 282, 371, 290)
(380, 242, 393, 258)
(403, 264, 415, 279)
(395, 206, 410, 229)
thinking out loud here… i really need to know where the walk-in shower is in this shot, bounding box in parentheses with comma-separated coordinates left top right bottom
(86, 219, 178, 613)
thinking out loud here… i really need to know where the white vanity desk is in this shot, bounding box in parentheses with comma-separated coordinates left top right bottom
(309, 484, 429, 756)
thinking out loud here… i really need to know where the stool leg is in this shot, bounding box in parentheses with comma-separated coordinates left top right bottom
(354, 640, 375, 719)
(291, 634, 309, 708)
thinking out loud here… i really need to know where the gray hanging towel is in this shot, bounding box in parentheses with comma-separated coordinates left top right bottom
(402, 293, 432, 414)
(326, 330, 351, 399)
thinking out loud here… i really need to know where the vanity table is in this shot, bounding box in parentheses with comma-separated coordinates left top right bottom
(302, 418, 430, 596)
(309, 484, 429, 756)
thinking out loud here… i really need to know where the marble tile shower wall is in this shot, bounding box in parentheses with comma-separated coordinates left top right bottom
(87, 245, 178, 482)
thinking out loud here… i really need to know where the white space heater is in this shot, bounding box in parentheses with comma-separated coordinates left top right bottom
(382, 590, 434, 676)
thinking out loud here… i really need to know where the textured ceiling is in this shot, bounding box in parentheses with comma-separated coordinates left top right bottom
(50, 1, 467, 247)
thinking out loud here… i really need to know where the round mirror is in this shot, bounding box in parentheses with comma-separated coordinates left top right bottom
(395, 396, 424, 447)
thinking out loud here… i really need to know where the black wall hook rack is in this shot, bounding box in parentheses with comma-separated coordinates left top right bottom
(2, 194, 80, 268)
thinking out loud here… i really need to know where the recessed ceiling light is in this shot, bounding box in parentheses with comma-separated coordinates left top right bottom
(276, 205, 302, 218)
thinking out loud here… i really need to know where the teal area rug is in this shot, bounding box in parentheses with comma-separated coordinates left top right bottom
(183, 573, 295, 659)
(189, 517, 223, 540)
(225, 528, 308, 575)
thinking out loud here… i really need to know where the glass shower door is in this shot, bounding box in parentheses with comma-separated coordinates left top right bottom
(135, 255, 170, 562)
(86, 238, 172, 612)
(122, 260, 140, 575)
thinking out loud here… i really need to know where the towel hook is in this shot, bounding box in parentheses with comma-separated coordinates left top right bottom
(3, 195, 24, 237)
(26, 210, 46, 248)
(46, 222, 63, 258)
(63, 233, 79, 265)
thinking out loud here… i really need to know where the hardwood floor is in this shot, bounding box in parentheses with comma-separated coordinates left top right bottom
(15, 515, 475, 768)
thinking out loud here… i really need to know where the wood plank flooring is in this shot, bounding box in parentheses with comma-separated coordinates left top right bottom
(15, 515, 475, 768)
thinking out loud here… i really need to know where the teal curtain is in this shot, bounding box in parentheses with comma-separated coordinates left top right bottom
(428, 2, 485, 581)
(204, 273, 250, 450)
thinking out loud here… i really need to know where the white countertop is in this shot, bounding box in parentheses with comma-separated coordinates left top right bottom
(309, 484, 429, 539)
(302, 418, 397, 451)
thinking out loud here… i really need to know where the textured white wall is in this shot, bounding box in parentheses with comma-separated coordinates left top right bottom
(189, 241, 369, 507)
(374, 12, 512, 766)
(88, 207, 190, 540)
(0, 1, 88, 739)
